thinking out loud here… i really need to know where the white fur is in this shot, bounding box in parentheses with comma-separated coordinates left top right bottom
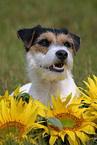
(20, 44, 79, 106)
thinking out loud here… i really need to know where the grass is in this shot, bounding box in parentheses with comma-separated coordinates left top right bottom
(0, 0, 97, 96)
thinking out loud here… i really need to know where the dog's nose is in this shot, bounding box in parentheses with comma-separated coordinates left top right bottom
(56, 50, 68, 60)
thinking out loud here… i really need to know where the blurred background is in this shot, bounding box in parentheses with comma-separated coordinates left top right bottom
(0, 0, 97, 95)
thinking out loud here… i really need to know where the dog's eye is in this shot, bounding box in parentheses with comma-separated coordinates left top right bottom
(38, 39, 51, 47)
(64, 42, 72, 48)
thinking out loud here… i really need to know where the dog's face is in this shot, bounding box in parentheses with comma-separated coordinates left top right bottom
(17, 25, 80, 81)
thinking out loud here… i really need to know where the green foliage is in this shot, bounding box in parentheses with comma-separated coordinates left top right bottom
(47, 117, 63, 131)
(14, 93, 31, 103)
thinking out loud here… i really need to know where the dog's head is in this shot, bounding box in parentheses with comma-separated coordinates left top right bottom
(17, 25, 80, 81)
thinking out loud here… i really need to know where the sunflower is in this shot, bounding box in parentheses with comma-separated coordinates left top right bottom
(42, 90, 96, 145)
(78, 75, 97, 124)
(0, 95, 45, 143)
(78, 75, 97, 101)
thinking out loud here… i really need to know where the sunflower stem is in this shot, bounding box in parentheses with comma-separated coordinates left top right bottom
(45, 109, 51, 136)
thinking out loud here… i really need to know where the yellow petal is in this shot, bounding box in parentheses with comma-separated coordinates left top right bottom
(93, 75, 97, 84)
(12, 85, 21, 97)
(11, 97, 17, 121)
(51, 94, 63, 114)
(80, 125, 95, 134)
(82, 121, 96, 127)
(70, 94, 77, 104)
(47, 99, 50, 109)
(68, 135, 79, 145)
(24, 123, 47, 135)
(68, 135, 74, 145)
(51, 94, 57, 108)
(59, 130, 66, 142)
(49, 135, 58, 145)
(75, 131, 89, 144)
(21, 101, 37, 124)
(0, 111, 4, 123)
(82, 99, 91, 104)
(4, 90, 9, 99)
(50, 129, 59, 136)
(91, 111, 97, 116)
(66, 131, 76, 142)
(78, 88, 92, 100)
(34, 100, 47, 116)
(1, 101, 9, 123)
(26, 111, 38, 127)
(63, 93, 72, 107)
(57, 90, 63, 104)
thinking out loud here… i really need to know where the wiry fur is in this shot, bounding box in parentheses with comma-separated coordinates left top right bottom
(17, 25, 81, 106)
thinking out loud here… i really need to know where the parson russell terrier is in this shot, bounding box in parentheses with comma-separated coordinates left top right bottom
(17, 25, 81, 106)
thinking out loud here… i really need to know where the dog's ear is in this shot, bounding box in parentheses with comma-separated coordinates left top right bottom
(69, 33, 81, 55)
(17, 25, 41, 51)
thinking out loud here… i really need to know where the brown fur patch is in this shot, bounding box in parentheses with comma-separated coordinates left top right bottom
(56, 34, 73, 46)
(36, 31, 56, 43)
(69, 48, 73, 53)
(30, 44, 48, 55)
(29, 32, 74, 55)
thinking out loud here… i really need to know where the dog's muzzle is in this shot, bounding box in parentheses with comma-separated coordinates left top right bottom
(49, 50, 68, 72)
(40, 50, 68, 73)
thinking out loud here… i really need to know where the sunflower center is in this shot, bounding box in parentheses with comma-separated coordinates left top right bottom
(0, 121, 26, 137)
(55, 113, 82, 130)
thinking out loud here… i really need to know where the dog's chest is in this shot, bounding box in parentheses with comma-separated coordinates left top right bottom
(28, 77, 77, 106)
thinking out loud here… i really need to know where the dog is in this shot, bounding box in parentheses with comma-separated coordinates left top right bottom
(17, 25, 80, 106)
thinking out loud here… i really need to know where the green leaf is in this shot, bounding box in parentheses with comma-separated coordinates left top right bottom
(47, 117, 63, 131)
(14, 93, 30, 103)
